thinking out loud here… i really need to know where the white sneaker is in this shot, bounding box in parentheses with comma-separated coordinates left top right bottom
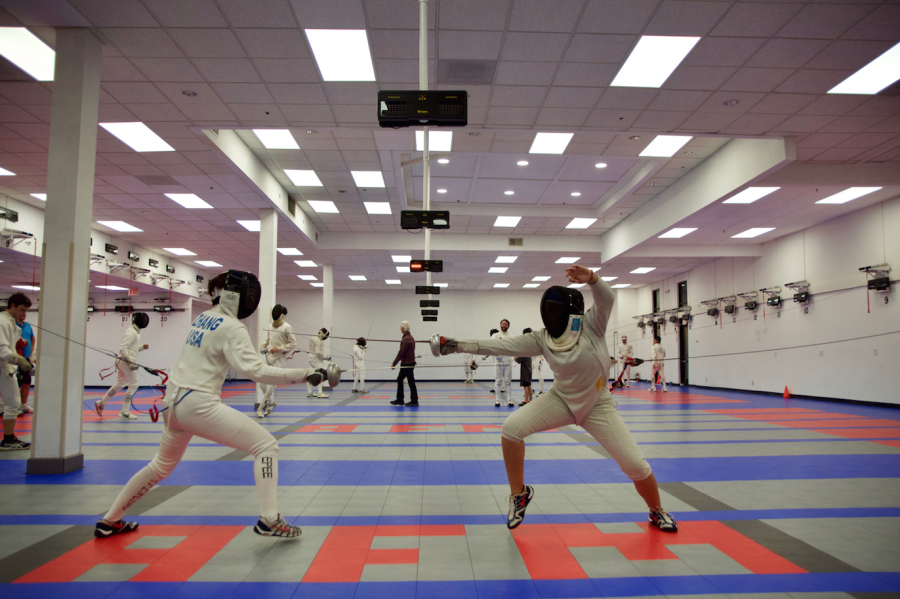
(256, 411, 265, 419)
(94, 400, 105, 418)
(306, 392, 315, 398)
(19, 405, 33, 414)
(264, 403, 276, 416)
(118, 411, 138, 420)
(649, 387, 656, 392)
(317, 394, 329, 398)
(360, 389, 367, 393)
(663, 388, 668, 392)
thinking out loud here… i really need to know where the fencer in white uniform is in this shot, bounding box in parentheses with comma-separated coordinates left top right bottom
(95, 312, 151, 420)
(492, 320, 513, 407)
(95, 271, 327, 540)
(0, 292, 33, 451)
(352, 337, 367, 393)
(436, 265, 677, 533)
(257, 304, 296, 418)
(464, 352, 476, 383)
(534, 355, 546, 394)
(618, 335, 634, 387)
(307, 328, 330, 398)
(649, 335, 667, 392)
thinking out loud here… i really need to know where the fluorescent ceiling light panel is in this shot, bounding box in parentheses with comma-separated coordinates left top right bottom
(566, 218, 597, 229)
(307, 200, 339, 213)
(284, 169, 323, 186)
(829, 41, 900, 95)
(195, 260, 222, 268)
(99, 122, 174, 152)
(310, 283, 324, 287)
(165, 193, 213, 209)
(601, 276, 618, 282)
(493, 283, 509, 288)
(611, 35, 700, 88)
(392, 255, 411, 263)
(568, 283, 586, 288)
(816, 187, 882, 204)
(437, 189, 447, 194)
(396, 266, 410, 273)
(305, 29, 375, 81)
(529, 132, 574, 154)
(349, 275, 367, 281)
(523, 283, 540, 288)
(532, 276, 551, 282)
(237, 220, 261, 231)
(494, 216, 521, 227)
(278, 248, 303, 256)
(295, 260, 318, 267)
(351, 171, 385, 188)
(437, 158, 449, 164)
(489, 267, 508, 274)
(587, 267, 601, 271)
(658, 228, 697, 239)
(0, 28, 55, 81)
(595, 163, 607, 168)
(31, 193, 46, 201)
(435, 283, 448, 288)
(364, 202, 392, 214)
(0, 167, 14, 176)
(165, 248, 196, 256)
(253, 129, 299, 150)
(631, 267, 656, 274)
(555, 257, 580, 264)
(611, 283, 631, 288)
(98, 221, 142, 233)
(495, 256, 518, 263)
(96, 285, 129, 291)
(517, 160, 529, 166)
(639, 135, 692, 157)
(12, 285, 39, 291)
(416, 130, 453, 152)
(385, 280, 401, 285)
(732, 228, 775, 239)
(724, 187, 779, 204)
(297, 275, 317, 281)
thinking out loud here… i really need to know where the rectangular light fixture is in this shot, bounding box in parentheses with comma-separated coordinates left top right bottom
(587, 267, 601, 271)
(284, 169, 323, 186)
(396, 266, 411, 273)
(351, 171, 386, 188)
(611, 35, 700, 88)
(253, 129, 299, 150)
(493, 216, 521, 227)
(278, 248, 303, 256)
(659, 228, 697, 239)
(349, 275, 367, 281)
(495, 256, 518, 263)
(297, 275, 317, 281)
(566, 218, 597, 229)
(98, 221, 142, 233)
(568, 283, 586, 288)
(0, 167, 15, 176)
(732, 227, 775, 239)
(307, 200, 339, 213)
(305, 29, 375, 81)
(435, 283, 448, 288)
(523, 283, 540, 288)
(392, 255, 412, 263)
(555, 257, 580, 264)
(815, 187, 882, 204)
(489, 267, 508, 274)
(12, 285, 40, 291)
(310, 282, 324, 288)
(493, 283, 510, 288)
(364, 202, 392, 215)
(165, 193, 212, 209)
(529, 132, 573, 154)
(99, 122, 174, 152)
(31, 193, 47, 201)
(416, 130, 453, 152)
(386, 280, 402, 285)
(237, 220, 261, 231)
(295, 260, 318, 267)
(631, 267, 656, 274)
(611, 283, 631, 288)
(164, 248, 196, 256)
(96, 285, 129, 291)
(195, 260, 222, 268)
(639, 135, 693, 157)
(829, 41, 900, 95)
(724, 187, 779, 204)
(532, 276, 551, 282)
(0, 28, 55, 81)
(601, 276, 618, 282)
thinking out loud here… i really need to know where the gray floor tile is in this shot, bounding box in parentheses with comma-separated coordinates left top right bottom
(74, 564, 147, 582)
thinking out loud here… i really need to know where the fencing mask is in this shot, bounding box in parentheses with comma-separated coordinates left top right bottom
(213, 270, 261, 320)
(357, 337, 366, 347)
(132, 312, 150, 329)
(318, 328, 330, 340)
(272, 304, 288, 321)
(540, 286, 584, 350)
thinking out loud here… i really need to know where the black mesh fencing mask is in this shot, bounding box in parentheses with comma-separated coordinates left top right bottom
(132, 312, 150, 329)
(272, 304, 287, 321)
(540, 286, 585, 338)
(220, 270, 261, 320)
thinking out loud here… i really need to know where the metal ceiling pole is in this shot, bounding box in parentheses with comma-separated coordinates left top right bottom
(420, 0, 432, 289)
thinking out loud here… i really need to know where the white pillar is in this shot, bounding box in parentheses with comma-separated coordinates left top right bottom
(256, 208, 277, 406)
(323, 265, 334, 362)
(28, 29, 103, 474)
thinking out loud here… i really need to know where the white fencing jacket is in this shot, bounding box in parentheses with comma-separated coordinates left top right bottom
(491, 330, 513, 365)
(0, 311, 21, 375)
(309, 337, 326, 368)
(169, 304, 313, 397)
(457, 280, 616, 425)
(119, 324, 147, 365)
(618, 342, 634, 360)
(353, 345, 366, 369)
(263, 321, 296, 359)
(652, 343, 666, 364)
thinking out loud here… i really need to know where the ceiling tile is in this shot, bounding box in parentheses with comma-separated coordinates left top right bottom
(748, 93, 817, 115)
(676, 111, 740, 132)
(177, 103, 238, 121)
(490, 86, 548, 107)
(776, 4, 877, 39)
(771, 114, 837, 133)
(647, 90, 711, 112)
(267, 84, 327, 104)
(101, 82, 169, 104)
(323, 83, 379, 105)
(495, 61, 558, 86)
(69, 0, 159, 27)
(502, 32, 571, 62)
(644, 1, 731, 37)
(131, 58, 204, 82)
(543, 87, 603, 109)
(535, 108, 591, 127)
(508, 0, 583, 32)
(663, 65, 736, 91)
(684, 37, 767, 67)
(697, 91, 765, 114)
(142, 0, 228, 27)
(578, 0, 657, 34)
(583, 108, 641, 128)
(746, 39, 830, 69)
(440, 0, 510, 30)
(370, 30, 435, 60)
(596, 88, 659, 111)
(553, 62, 618, 87)
(254, 59, 320, 83)
(123, 103, 188, 122)
(632, 110, 691, 131)
(365, 0, 435, 29)
(230, 29, 308, 59)
(720, 68, 795, 93)
(193, 58, 261, 83)
(289, 0, 367, 28)
(711, 3, 803, 38)
(774, 69, 853, 95)
(216, 0, 298, 27)
(100, 57, 149, 82)
(486, 107, 539, 126)
(563, 34, 636, 64)
(168, 28, 246, 58)
(100, 28, 182, 57)
(840, 4, 900, 41)
(438, 31, 504, 60)
(806, 40, 898, 72)
(210, 83, 275, 104)
(331, 105, 377, 124)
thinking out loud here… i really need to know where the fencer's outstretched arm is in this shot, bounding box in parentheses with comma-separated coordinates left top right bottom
(456, 332, 542, 358)
(585, 276, 615, 335)
(224, 327, 315, 385)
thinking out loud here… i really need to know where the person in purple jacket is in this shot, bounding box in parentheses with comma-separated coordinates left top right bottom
(390, 320, 418, 407)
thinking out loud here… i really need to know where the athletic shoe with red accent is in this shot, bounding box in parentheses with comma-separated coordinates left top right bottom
(507, 485, 534, 530)
(95, 519, 139, 538)
(254, 514, 302, 538)
(649, 510, 678, 532)
(94, 399, 104, 418)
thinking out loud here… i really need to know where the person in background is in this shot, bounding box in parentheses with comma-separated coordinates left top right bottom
(618, 335, 634, 387)
(649, 335, 667, 392)
(15, 309, 35, 416)
(307, 328, 330, 398)
(352, 337, 367, 393)
(534, 355, 546, 397)
(390, 321, 418, 407)
(516, 328, 533, 407)
(492, 320, 513, 407)
(95, 312, 150, 420)
(0, 293, 33, 450)
(463, 351, 476, 383)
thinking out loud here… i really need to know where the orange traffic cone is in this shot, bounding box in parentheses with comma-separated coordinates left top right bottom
(783, 386, 790, 399)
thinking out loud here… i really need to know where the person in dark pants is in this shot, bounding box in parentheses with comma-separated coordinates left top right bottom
(516, 328, 534, 407)
(390, 320, 418, 407)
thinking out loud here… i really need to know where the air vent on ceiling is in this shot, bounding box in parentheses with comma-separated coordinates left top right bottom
(508, 238, 523, 247)
(135, 175, 181, 186)
(437, 59, 497, 85)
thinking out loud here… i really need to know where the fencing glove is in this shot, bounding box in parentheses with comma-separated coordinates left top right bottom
(15, 355, 33, 372)
(306, 368, 328, 387)
(439, 337, 459, 355)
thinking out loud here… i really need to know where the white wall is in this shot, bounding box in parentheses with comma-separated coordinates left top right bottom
(609, 198, 900, 405)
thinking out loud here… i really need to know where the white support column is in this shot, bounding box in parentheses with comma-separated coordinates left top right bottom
(322, 265, 334, 362)
(256, 208, 277, 406)
(28, 29, 102, 474)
